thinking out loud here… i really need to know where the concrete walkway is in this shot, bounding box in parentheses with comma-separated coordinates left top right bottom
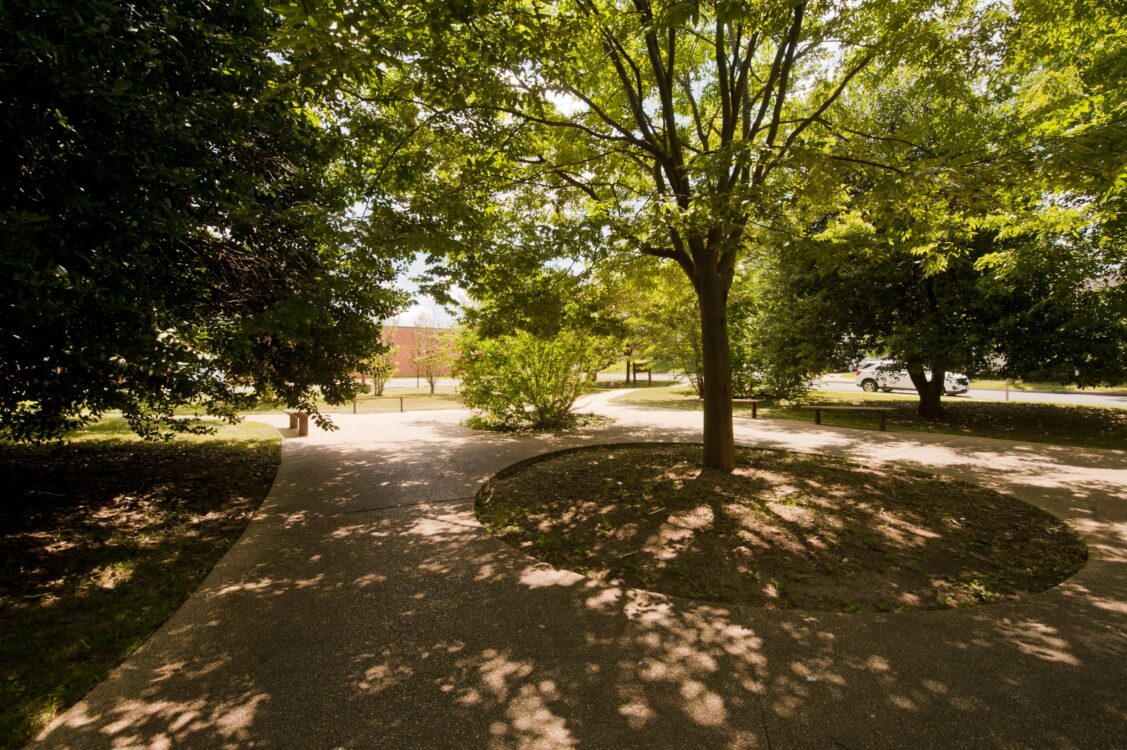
(34, 392, 1127, 749)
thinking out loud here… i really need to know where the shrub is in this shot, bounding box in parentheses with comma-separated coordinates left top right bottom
(458, 329, 600, 430)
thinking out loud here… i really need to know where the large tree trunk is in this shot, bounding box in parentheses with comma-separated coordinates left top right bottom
(907, 367, 945, 419)
(697, 273, 736, 472)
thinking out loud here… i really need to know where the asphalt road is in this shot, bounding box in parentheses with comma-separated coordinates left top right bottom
(817, 379, 1127, 408)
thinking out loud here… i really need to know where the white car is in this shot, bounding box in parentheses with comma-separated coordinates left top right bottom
(854, 361, 970, 395)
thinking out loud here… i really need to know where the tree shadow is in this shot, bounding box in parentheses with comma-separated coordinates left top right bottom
(32, 410, 1127, 749)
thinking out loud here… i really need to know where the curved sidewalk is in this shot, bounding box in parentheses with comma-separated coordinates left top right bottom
(34, 392, 1127, 749)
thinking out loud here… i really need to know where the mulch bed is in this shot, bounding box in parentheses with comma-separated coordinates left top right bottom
(477, 444, 1087, 612)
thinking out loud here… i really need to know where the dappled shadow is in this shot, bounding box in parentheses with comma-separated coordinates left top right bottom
(33, 502, 768, 747)
(476, 444, 1087, 612)
(33, 408, 1127, 749)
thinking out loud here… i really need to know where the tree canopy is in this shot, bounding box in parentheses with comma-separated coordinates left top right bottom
(406, 0, 1024, 468)
(740, 0, 1126, 415)
(1, 0, 403, 439)
(280, 0, 1123, 467)
(4, 0, 1121, 453)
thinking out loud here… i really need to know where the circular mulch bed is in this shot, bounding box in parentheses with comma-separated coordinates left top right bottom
(476, 444, 1087, 612)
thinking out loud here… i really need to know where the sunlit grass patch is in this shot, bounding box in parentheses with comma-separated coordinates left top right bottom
(611, 387, 1127, 450)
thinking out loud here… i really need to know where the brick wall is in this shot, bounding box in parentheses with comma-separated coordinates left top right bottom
(386, 326, 456, 378)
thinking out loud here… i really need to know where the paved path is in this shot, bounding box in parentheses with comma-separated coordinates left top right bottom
(35, 392, 1127, 749)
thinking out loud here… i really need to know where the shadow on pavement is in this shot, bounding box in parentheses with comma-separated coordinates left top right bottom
(34, 412, 1127, 749)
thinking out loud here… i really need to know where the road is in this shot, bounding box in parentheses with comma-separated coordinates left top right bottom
(816, 379, 1127, 408)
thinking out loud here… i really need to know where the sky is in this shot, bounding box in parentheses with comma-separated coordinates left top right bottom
(391, 253, 460, 328)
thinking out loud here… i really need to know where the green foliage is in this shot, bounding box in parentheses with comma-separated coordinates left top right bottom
(458, 329, 602, 430)
(611, 259, 702, 393)
(615, 258, 809, 399)
(0, 0, 402, 440)
(354, 0, 1015, 467)
(728, 270, 825, 400)
(725, 0, 1127, 410)
(263, 1, 1123, 448)
(461, 262, 630, 343)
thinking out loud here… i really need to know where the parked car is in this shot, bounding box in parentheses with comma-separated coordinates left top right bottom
(854, 361, 970, 395)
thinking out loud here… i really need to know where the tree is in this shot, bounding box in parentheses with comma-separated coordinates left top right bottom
(608, 258, 703, 392)
(741, 9, 1127, 418)
(283, 0, 1121, 454)
(617, 258, 785, 398)
(411, 326, 457, 394)
(366, 327, 399, 396)
(0, 0, 402, 439)
(387, 0, 991, 470)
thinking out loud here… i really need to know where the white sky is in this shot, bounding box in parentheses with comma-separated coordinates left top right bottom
(391, 253, 459, 328)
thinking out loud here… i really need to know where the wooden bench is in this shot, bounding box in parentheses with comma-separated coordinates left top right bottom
(697, 397, 767, 417)
(284, 410, 310, 436)
(733, 398, 766, 418)
(802, 405, 895, 431)
(352, 396, 406, 413)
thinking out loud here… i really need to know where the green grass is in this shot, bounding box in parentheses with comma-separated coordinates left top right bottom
(967, 379, 1127, 393)
(611, 386, 1127, 450)
(167, 386, 464, 417)
(598, 361, 678, 375)
(324, 389, 463, 413)
(66, 416, 281, 442)
(824, 374, 1127, 394)
(0, 419, 280, 749)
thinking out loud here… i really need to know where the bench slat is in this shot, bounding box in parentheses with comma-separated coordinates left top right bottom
(800, 405, 894, 430)
(799, 406, 894, 412)
(732, 398, 766, 418)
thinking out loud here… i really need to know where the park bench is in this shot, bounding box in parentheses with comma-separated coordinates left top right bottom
(632, 363, 653, 385)
(352, 396, 407, 413)
(285, 410, 310, 436)
(801, 405, 895, 431)
(733, 398, 766, 418)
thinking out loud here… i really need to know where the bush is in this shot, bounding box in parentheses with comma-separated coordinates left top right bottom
(458, 329, 600, 430)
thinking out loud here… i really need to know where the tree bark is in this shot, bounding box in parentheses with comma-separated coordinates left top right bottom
(907, 367, 945, 419)
(697, 271, 736, 472)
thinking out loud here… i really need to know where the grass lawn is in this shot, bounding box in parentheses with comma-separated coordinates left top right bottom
(824, 373, 1127, 393)
(479, 444, 1086, 611)
(322, 386, 463, 413)
(170, 386, 464, 417)
(0, 419, 281, 749)
(611, 386, 1127, 450)
(967, 379, 1127, 393)
(598, 361, 679, 375)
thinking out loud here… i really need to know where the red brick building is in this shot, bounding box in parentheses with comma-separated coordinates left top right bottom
(385, 326, 455, 378)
